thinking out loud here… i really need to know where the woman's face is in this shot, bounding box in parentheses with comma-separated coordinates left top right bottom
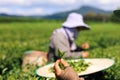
(76, 26, 86, 31)
(71, 28, 79, 39)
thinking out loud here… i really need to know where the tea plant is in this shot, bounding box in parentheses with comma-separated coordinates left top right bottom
(0, 21, 120, 80)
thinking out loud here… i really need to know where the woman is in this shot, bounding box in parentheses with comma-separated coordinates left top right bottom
(47, 12, 90, 62)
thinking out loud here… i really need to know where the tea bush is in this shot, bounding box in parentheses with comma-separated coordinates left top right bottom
(0, 21, 120, 80)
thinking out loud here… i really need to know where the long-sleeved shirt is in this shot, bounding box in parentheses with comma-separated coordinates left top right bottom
(47, 29, 82, 62)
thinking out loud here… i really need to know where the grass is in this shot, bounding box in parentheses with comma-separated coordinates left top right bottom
(0, 21, 120, 80)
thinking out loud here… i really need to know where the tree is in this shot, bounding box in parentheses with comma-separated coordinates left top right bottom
(111, 9, 120, 22)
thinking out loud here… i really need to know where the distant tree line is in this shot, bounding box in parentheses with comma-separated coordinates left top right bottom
(84, 11, 120, 22)
(0, 11, 119, 23)
(84, 13, 110, 22)
(0, 16, 46, 23)
(111, 10, 120, 22)
(0, 16, 64, 23)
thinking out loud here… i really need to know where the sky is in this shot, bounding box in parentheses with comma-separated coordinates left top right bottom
(0, 0, 120, 16)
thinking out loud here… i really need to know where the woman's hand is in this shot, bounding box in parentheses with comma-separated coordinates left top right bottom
(54, 59, 62, 76)
(54, 59, 69, 76)
(80, 42, 90, 49)
(54, 59, 83, 80)
(81, 51, 89, 58)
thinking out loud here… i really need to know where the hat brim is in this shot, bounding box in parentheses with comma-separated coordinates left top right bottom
(78, 24, 90, 30)
(63, 22, 90, 30)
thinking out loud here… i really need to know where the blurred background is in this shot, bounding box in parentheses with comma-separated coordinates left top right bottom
(0, 0, 120, 22)
(0, 0, 120, 80)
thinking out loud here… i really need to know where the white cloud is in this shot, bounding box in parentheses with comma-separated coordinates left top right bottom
(97, 0, 120, 10)
(0, 0, 80, 6)
(83, 0, 92, 3)
(0, 0, 25, 5)
(0, 7, 12, 14)
(0, 7, 44, 16)
(99, 0, 117, 4)
(16, 8, 44, 16)
(0, 0, 120, 15)
(50, 0, 79, 5)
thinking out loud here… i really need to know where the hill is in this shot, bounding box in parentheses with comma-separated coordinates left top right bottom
(43, 6, 112, 19)
(0, 5, 112, 20)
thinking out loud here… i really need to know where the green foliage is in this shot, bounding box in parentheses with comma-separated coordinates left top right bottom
(84, 13, 110, 22)
(111, 10, 120, 22)
(68, 60, 90, 73)
(57, 50, 90, 73)
(0, 21, 120, 80)
(113, 10, 120, 17)
(57, 49, 65, 59)
(0, 16, 64, 23)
